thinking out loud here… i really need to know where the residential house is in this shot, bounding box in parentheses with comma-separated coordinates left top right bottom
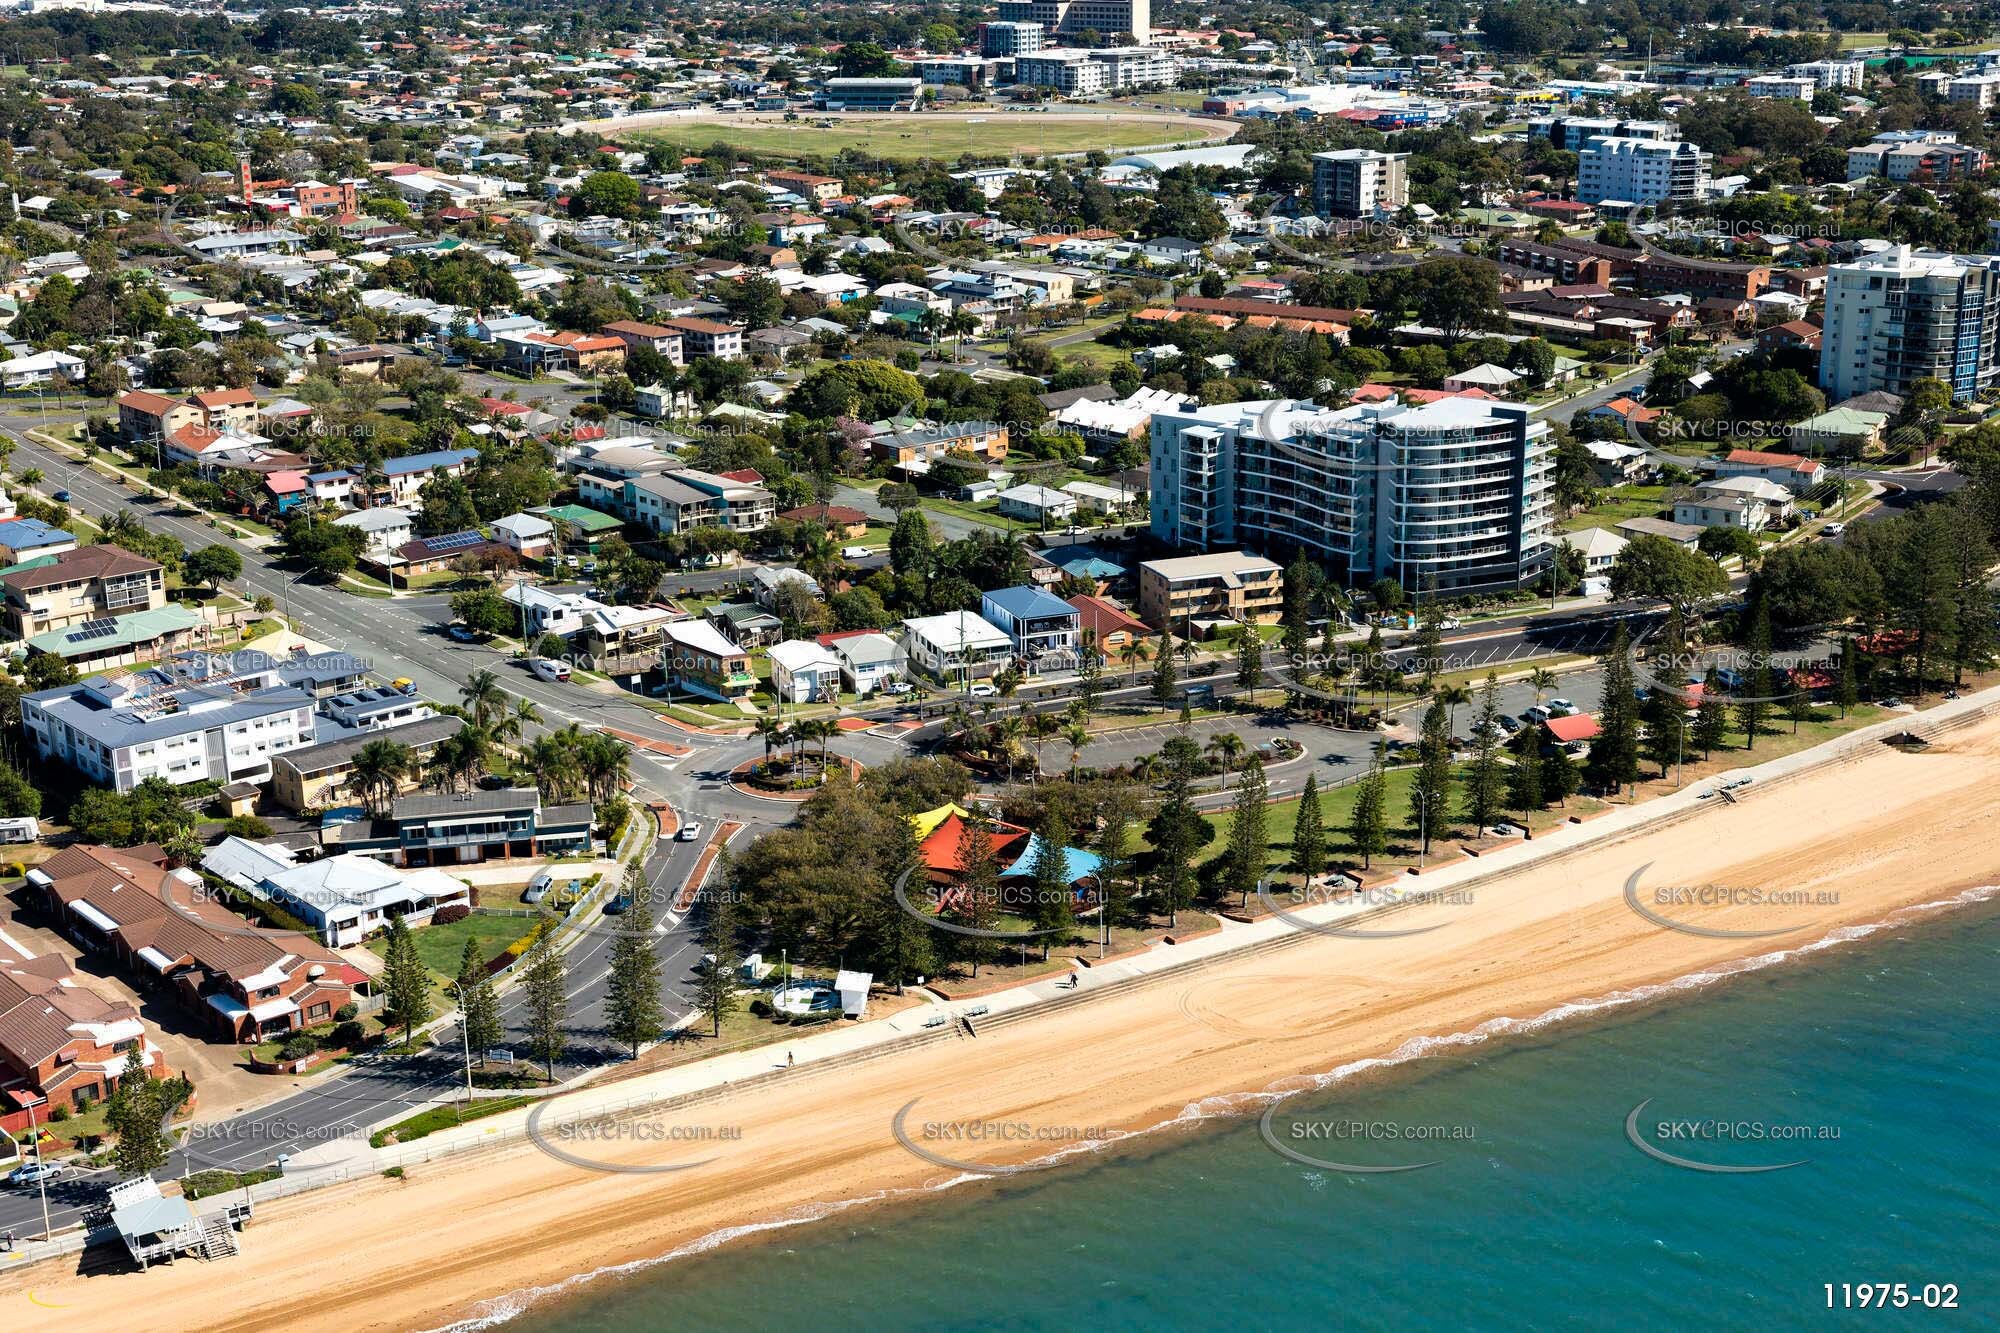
(202, 837, 472, 949)
(1558, 526, 1629, 576)
(492, 512, 556, 559)
(331, 506, 414, 556)
(1, 544, 165, 640)
(662, 318, 744, 360)
(1715, 448, 1824, 493)
(659, 619, 755, 701)
(29, 843, 358, 1042)
(379, 448, 480, 505)
(980, 585, 1081, 673)
(332, 788, 594, 867)
(995, 483, 1078, 526)
(1065, 593, 1150, 653)
(1788, 406, 1889, 459)
(901, 610, 1015, 683)
(777, 504, 869, 539)
(0, 518, 79, 568)
(599, 320, 686, 365)
(270, 713, 463, 813)
(821, 630, 905, 695)
(767, 639, 845, 703)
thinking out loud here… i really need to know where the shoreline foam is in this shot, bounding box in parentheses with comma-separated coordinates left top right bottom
(431, 882, 2000, 1331)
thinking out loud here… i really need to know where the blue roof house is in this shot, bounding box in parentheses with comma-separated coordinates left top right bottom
(979, 585, 1080, 674)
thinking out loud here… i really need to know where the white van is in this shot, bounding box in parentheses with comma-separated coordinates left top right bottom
(840, 545, 870, 559)
(529, 658, 571, 683)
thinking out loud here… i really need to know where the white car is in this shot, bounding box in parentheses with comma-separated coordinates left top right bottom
(882, 680, 914, 696)
(1547, 697, 1577, 717)
(7, 1161, 60, 1188)
(677, 821, 703, 842)
(529, 658, 571, 683)
(1436, 616, 1463, 630)
(967, 682, 997, 698)
(1822, 522, 1846, 538)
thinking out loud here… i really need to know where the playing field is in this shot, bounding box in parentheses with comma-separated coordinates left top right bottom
(618, 110, 1231, 163)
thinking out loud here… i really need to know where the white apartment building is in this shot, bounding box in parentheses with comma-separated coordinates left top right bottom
(24, 655, 317, 792)
(995, 0, 1150, 43)
(1526, 117, 1675, 152)
(1786, 59, 1866, 90)
(1013, 46, 1176, 94)
(1745, 74, 1815, 100)
(981, 20, 1045, 56)
(1576, 136, 1711, 208)
(1312, 148, 1410, 218)
(1150, 397, 1555, 595)
(1818, 245, 2000, 404)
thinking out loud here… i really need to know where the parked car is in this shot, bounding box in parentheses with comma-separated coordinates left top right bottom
(1498, 714, 1523, 734)
(1524, 704, 1552, 724)
(1822, 522, 1846, 538)
(1436, 616, 1463, 630)
(967, 682, 997, 698)
(524, 869, 553, 904)
(1547, 697, 1578, 716)
(677, 821, 703, 842)
(882, 680, 914, 696)
(840, 545, 871, 559)
(6, 1161, 60, 1188)
(446, 623, 480, 643)
(604, 893, 632, 915)
(529, 657, 571, 683)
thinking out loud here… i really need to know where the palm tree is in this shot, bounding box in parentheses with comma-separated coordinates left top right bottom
(1206, 731, 1246, 790)
(578, 731, 632, 802)
(426, 727, 492, 794)
(526, 733, 581, 803)
(1063, 722, 1090, 781)
(1529, 667, 1557, 704)
(1437, 683, 1473, 735)
(754, 712, 786, 764)
(461, 669, 507, 728)
(493, 695, 542, 746)
(995, 713, 1026, 782)
(942, 703, 976, 755)
(346, 738, 415, 814)
(1027, 710, 1061, 780)
(1119, 637, 1150, 683)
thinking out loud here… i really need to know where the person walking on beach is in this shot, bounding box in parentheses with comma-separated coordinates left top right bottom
(787, 1050, 794, 1067)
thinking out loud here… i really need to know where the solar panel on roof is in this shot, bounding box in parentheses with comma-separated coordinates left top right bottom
(427, 531, 484, 553)
(68, 617, 120, 642)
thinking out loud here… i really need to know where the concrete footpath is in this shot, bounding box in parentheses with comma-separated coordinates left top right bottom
(253, 682, 2000, 1196)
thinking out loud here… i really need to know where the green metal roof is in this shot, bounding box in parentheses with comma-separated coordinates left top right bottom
(29, 602, 205, 659)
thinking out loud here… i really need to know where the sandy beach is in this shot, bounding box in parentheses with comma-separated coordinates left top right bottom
(11, 713, 2000, 1333)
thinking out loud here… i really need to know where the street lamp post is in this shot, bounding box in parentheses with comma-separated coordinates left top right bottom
(18, 1092, 51, 1242)
(450, 982, 475, 1110)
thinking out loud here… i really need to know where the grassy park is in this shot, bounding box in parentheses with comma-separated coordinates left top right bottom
(628, 111, 1225, 163)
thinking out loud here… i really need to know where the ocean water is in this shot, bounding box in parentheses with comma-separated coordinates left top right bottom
(495, 892, 1999, 1332)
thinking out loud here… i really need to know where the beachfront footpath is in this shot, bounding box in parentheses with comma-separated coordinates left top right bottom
(144, 680, 2000, 1206)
